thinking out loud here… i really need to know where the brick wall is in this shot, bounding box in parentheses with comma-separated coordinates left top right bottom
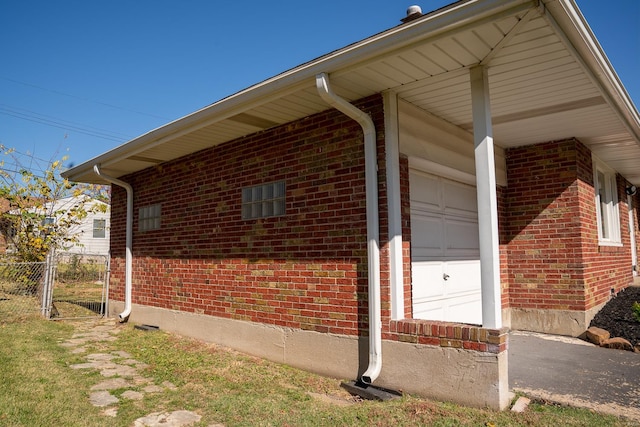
(635, 190, 640, 275)
(109, 95, 385, 337)
(505, 139, 634, 313)
(581, 172, 634, 309)
(497, 185, 510, 309)
(399, 155, 413, 318)
(109, 94, 508, 355)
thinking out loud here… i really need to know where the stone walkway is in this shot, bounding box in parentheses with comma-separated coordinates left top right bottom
(62, 318, 209, 427)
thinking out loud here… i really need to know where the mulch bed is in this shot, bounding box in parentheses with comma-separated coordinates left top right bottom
(589, 286, 640, 346)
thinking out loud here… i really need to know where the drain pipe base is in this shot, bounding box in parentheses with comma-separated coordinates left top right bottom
(341, 381, 402, 401)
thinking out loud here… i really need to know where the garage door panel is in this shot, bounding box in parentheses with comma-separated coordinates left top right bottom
(412, 301, 445, 321)
(412, 261, 445, 299)
(410, 173, 440, 210)
(443, 180, 478, 216)
(410, 169, 482, 324)
(445, 218, 480, 251)
(411, 215, 444, 256)
(446, 291, 482, 325)
(442, 260, 481, 294)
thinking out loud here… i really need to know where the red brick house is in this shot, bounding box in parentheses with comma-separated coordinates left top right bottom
(63, 0, 640, 410)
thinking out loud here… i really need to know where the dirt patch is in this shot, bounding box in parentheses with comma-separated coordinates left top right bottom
(589, 286, 640, 346)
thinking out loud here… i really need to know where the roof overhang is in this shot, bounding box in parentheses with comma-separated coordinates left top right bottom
(63, 0, 640, 186)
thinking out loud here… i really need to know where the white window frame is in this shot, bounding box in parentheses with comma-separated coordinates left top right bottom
(241, 181, 286, 220)
(92, 219, 106, 238)
(593, 157, 621, 246)
(139, 204, 161, 232)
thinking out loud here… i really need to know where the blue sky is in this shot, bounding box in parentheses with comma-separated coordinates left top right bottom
(1, 0, 638, 171)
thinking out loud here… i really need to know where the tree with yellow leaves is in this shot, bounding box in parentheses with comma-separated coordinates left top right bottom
(0, 147, 109, 262)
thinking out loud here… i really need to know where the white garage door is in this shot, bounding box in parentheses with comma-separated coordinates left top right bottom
(410, 170, 482, 324)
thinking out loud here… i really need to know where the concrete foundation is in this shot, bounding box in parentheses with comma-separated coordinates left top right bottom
(111, 302, 509, 410)
(507, 304, 603, 337)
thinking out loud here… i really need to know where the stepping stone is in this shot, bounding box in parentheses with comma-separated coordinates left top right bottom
(133, 376, 153, 386)
(112, 350, 133, 359)
(103, 407, 118, 417)
(89, 391, 119, 407)
(122, 390, 144, 401)
(101, 364, 139, 378)
(62, 339, 89, 347)
(133, 410, 201, 427)
(70, 362, 101, 370)
(91, 378, 130, 391)
(162, 381, 177, 390)
(143, 384, 164, 393)
(88, 353, 116, 361)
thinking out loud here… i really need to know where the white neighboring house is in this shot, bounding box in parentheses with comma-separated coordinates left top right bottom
(47, 196, 110, 256)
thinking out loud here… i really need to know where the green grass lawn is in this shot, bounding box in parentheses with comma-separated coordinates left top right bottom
(0, 318, 636, 427)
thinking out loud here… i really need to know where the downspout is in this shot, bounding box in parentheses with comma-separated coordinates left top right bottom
(93, 164, 133, 322)
(315, 72, 382, 385)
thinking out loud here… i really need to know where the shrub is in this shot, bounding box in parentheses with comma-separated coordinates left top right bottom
(633, 301, 640, 322)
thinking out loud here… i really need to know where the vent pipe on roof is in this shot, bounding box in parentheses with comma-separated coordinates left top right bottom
(315, 72, 382, 385)
(401, 5, 423, 23)
(93, 164, 133, 322)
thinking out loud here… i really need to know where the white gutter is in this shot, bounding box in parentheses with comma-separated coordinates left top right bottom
(315, 72, 382, 385)
(93, 164, 133, 322)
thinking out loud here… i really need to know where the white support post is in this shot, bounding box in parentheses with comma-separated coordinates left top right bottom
(470, 65, 502, 329)
(384, 92, 405, 320)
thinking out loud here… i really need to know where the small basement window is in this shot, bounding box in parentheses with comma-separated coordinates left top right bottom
(139, 204, 161, 232)
(242, 181, 285, 220)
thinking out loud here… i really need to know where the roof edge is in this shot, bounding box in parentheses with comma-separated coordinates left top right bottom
(543, 0, 640, 145)
(62, 0, 537, 183)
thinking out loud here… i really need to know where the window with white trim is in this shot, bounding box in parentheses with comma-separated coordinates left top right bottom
(593, 158, 621, 245)
(93, 219, 106, 238)
(241, 181, 285, 220)
(139, 204, 161, 232)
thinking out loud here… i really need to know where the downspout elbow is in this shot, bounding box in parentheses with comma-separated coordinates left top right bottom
(316, 72, 382, 385)
(93, 164, 133, 323)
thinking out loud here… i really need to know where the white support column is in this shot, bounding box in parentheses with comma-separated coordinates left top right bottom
(384, 92, 405, 320)
(470, 65, 502, 329)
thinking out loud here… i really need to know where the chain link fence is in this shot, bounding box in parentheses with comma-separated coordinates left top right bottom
(0, 253, 108, 322)
(52, 253, 108, 319)
(0, 260, 48, 322)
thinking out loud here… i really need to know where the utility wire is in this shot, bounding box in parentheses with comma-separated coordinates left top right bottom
(1, 76, 170, 121)
(0, 106, 129, 143)
(0, 104, 133, 139)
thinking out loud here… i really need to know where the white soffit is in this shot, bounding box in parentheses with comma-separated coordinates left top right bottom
(63, 0, 640, 186)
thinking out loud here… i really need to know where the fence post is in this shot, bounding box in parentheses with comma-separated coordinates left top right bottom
(104, 255, 110, 318)
(40, 251, 56, 318)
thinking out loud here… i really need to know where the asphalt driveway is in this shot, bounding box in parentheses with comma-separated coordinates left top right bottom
(509, 331, 640, 422)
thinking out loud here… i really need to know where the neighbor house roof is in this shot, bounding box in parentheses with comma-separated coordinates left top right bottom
(62, 0, 640, 186)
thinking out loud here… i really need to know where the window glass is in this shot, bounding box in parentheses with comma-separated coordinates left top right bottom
(93, 219, 106, 238)
(241, 181, 286, 220)
(593, 159, 620, 245)
(139, 204, 161, 231)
